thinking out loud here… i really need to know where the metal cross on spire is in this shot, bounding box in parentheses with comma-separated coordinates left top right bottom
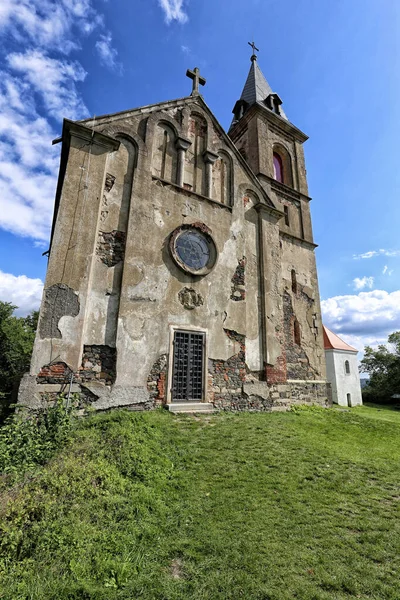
(248, 40, 259, 62)
(186, 67, 206, 96)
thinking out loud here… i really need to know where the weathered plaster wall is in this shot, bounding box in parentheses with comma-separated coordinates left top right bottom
(280, 237, 326, 380)
(31, 128, 119, 376)
(20, 95, 329, 412)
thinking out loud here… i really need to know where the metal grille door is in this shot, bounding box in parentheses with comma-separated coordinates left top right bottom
(172, 331, 205, 402)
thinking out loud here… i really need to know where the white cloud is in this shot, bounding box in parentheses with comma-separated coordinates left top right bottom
(0, 0, 120, 243)
(0, 0, 102, 52)
(382, 265, 393, 276)
(0, 74, 60, 240)
(353, 276, 374, 290)
(0, 270, 43, 316)
(181, 45, 190, 54)
(158, 0, 188, 24)
(95, 32, 122, 73)
(8, 50, 88, 120)
(321, 289, 400, 352)
(353, 249, 400, 259)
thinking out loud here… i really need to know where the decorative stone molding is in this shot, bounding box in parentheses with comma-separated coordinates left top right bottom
(178, 287, 204, 310)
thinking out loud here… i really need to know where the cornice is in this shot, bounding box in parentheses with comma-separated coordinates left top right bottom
(279, 230, 318, 249)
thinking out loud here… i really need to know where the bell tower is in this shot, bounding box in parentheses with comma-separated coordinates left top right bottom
(229, 43, 327, 388)
(228, 45, 314, 245)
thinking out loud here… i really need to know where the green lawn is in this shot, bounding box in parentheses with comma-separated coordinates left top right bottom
(1, 405, 399, 599)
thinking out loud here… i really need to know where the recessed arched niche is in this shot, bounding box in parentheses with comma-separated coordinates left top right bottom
(152, 122, 178, 183)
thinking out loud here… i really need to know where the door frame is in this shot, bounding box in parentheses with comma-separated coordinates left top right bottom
(167, 325, 208, 404)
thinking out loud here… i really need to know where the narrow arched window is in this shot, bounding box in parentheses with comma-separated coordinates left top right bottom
(273, 152, 284, 183)
(291, 269, 297, 294)
(284, 205, 290, 227)
(345, 360, 350, 374)
(153, 123, 177, 183)
(294, 319, 301, 346)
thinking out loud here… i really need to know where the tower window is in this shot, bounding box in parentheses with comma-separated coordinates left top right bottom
(273, 152, 284, 183)
(291, 269, 297, 294)
(294, 319, 301, 346)
(284, 205, 290, 226)
(345, 360, 350, 374)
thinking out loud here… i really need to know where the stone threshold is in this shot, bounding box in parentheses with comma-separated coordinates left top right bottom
(166, 402, 216, 414)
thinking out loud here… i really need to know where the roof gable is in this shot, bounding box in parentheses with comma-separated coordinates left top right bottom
(323, 326, 358, 352)
(77, 94, 280, 214)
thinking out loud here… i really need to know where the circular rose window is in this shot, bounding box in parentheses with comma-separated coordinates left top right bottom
(170, 224, 217, 275)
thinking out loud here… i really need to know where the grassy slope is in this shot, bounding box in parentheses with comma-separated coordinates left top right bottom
(0, 406, 399, 600)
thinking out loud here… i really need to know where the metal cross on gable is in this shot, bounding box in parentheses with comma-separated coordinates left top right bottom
(186, 67, 206, 96)
(248, 40, 259, 61)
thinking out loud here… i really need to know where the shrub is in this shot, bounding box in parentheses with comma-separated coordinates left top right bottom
(0, 396, 74, 476)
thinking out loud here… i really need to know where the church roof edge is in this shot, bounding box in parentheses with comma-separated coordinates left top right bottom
(323, 326, 358, 353)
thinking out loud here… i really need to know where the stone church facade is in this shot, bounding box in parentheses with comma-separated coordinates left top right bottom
(19, 53, 330, 412)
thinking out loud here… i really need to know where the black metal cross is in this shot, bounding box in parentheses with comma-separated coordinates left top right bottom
(186, 67, 206, 95)
(248, 40, 259, 60)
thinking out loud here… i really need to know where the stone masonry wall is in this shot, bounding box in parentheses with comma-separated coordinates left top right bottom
(78, 345, 117, 385)
(283, 292, 318, 380)
(96, 230, 126, 267)
(208, 329, 246, 409)
(147, 354, 168, 406)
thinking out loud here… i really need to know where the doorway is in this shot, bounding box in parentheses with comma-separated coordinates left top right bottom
(171, 330, 205, 402)
(347, 393, 351, 407)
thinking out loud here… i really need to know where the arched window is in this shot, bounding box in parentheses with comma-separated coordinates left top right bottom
(291, 269, 297, 294)
(345, 360, 350, 374)
(213, 151, 232, 205)
(272, 145, 293, 187)
(273, 152, 284, 183)
(284, 205, 290, 227)
(153, 123, 177, 183)
(186, 113, 208, 194)
(294, 319, 301, 346)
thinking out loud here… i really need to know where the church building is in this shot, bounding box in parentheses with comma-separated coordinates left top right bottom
(19, 46, 330, 412)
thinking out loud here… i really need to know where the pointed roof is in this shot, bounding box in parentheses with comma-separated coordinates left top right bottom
(323, 326, 358, 353)
(231, 57, 288, 128)
(240, 59, 274, 107)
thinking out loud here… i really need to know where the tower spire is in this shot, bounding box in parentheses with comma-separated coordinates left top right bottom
(230, 46, 288, 129)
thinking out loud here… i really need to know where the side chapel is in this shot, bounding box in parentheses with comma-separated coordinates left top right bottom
(19, 46, 330, 412)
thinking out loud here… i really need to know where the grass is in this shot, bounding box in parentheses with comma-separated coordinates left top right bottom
(0, 405, 399, 599)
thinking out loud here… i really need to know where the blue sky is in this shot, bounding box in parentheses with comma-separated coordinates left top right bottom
(0, 0, 399, 352)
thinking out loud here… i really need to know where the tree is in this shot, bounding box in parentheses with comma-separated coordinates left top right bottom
(0, 302, 38, 411)
(360, 331, 400, 403)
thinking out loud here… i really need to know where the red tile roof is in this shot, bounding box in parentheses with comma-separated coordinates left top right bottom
(323, 325, 358, 352)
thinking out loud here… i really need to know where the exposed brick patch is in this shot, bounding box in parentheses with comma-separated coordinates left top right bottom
(190, 221, 212, 234)
(243, 194, 250, 208)
(96, 230, 126, 267)
(77, 345, 116, 385)
(266, 356, 287, 384)
(37, 361, 73, 384)
(189, 116, 207, 137)
(147, 354, 167, 406)
(230, 256, 246, 301)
